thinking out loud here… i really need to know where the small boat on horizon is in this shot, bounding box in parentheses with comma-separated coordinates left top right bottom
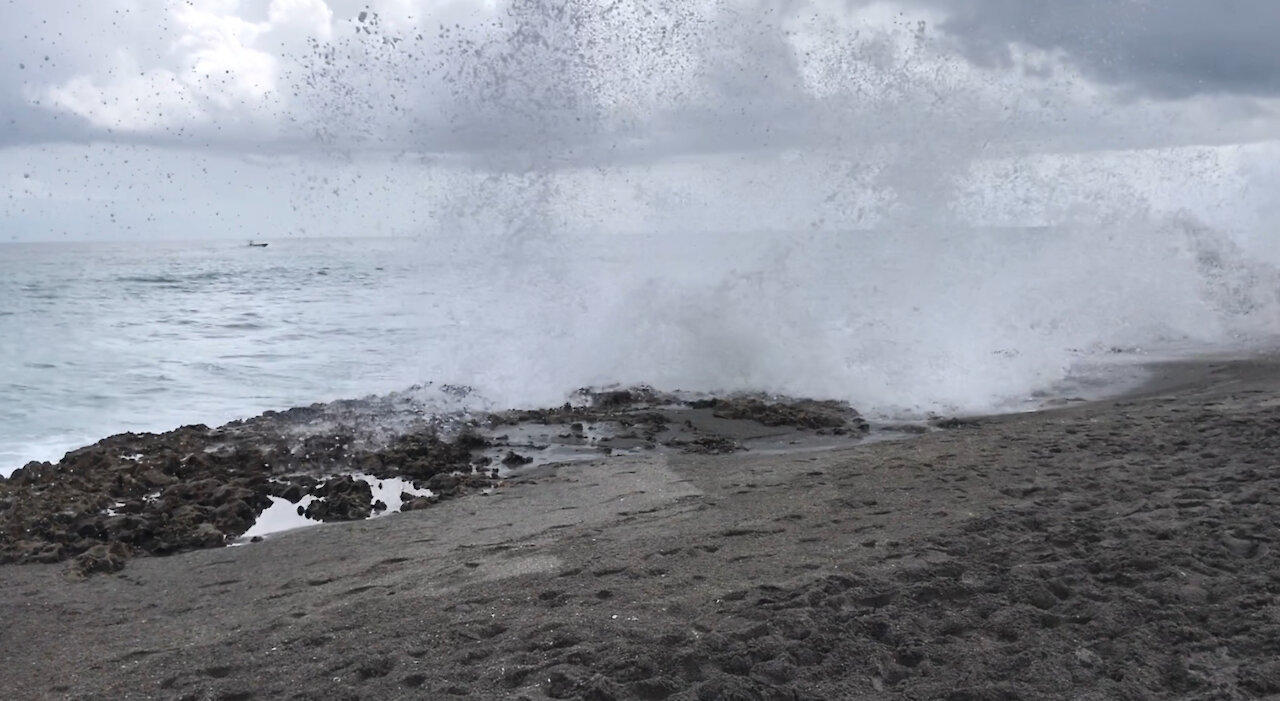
(247, 240, 269, 248)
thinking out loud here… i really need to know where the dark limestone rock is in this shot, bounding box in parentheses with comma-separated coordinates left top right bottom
(0, 396, 487, 572)
(103, 514, 156, 547)
(7, 461, 55, 486)
(266, 481, 306, 503)
(381, 432, 483, 481)
(15, 540, 64, 564)
(212, 499, 257, 536)
(190, 522, 227, 549)
(593, 389, 641, 409)
(304, 476, 373, 522)
(69, 542, 131, 578)
(501, 451, 534, 467)
(426, 473, 460, 493)
(401, 495, 438, 512)
(692, 396, 869, 432)
(1, 382, 869, 576)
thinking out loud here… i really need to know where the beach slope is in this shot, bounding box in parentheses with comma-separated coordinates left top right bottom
(2, 358, 1278, 700)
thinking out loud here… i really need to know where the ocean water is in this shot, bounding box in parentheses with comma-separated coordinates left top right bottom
(0, 238, 444, 472)
(4, 221, 1278, 476)
(5, 3, 1280, 476)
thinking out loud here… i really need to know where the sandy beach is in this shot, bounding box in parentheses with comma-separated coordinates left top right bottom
(2, 357, 1279, 700)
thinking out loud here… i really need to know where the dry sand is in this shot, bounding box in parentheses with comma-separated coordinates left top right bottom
(2, 357, 1279, 700)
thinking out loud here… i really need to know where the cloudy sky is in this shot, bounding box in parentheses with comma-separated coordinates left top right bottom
(3, 0, 1279, 240)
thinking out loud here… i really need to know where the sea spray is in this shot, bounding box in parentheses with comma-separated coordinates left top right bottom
(4, 2, 1278, 475)
(282, 2, 1280, 415)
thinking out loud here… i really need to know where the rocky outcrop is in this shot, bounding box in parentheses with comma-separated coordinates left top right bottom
(0, 387, 876, 575)
(303, 476, 373, 522)
(0, 416, 495, 573)
(689, 396, 870, 433)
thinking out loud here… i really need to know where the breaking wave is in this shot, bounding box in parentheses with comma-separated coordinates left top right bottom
(279, 2, 1280, 416)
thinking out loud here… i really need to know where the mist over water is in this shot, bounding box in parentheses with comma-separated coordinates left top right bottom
(415, 216, 1279, 416)
(284, 1, 1280, 414)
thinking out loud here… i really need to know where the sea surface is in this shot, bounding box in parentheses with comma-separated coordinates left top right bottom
(3, 227, 1276, 476)
(5, 1, 1280, 479)
(0, 238, 458, 473)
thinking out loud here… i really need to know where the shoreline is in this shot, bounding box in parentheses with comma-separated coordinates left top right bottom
(3, 356, 1279, 699)
(0, 388, 881, 572)
(0, 347, 1196, 481)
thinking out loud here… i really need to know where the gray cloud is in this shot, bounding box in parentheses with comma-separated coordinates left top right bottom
(2, 0, 1279, 160)
(1, 0, 170, 142)
(918, 0, 1280, 98)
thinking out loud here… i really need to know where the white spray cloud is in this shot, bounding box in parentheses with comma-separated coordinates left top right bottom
(3, 0, 1279, 419)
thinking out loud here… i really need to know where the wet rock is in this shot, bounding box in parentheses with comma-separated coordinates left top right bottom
(1, 382, 873, 575)
(592, 389, 643, 409)
(932, 416, 981, 429)
(69, 542, 131, 578)
(401, 496, 438, 512)
(426, 473, 460, 494)
(189, 523, 227, 549)
(501, 451, 534, 467)
(667, 435, 743, 455)
(12, 540, 63, 564)
(7, 461, 55, 486)
(138, 470, 177, 489)
(304, 476, 373, 522)
(454, 431, 490, 451)
(103, 514, 154, 545)
(212, 499, 258, 536)
(266, 481, 306, 503)
(379, 432, 482, 481)
(0, 395, 495, 571)
(691, 396, 868, 432)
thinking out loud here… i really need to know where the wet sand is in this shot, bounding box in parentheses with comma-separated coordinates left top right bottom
(2, 357, 1279, 700)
